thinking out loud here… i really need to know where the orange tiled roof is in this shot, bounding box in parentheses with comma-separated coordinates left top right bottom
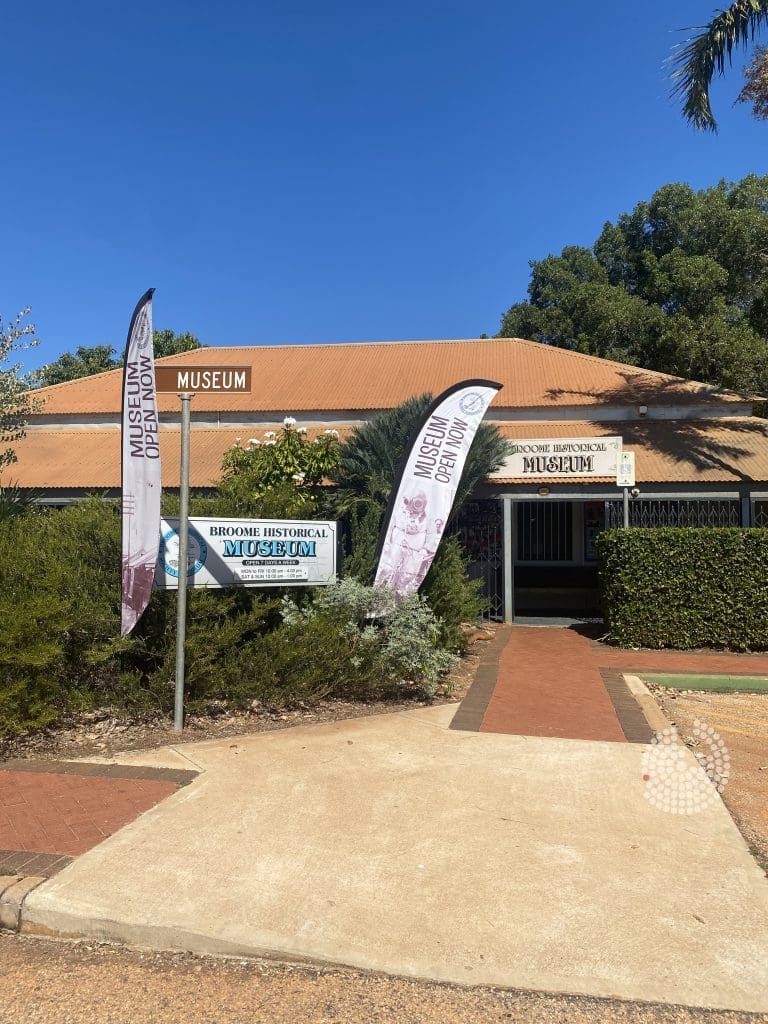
(29, 339, 751, 415)
(9, 418, 768, 489)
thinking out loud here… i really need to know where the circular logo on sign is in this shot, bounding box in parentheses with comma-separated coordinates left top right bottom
(159, 526, 208, 579)
(135, 309, 152, 351)
(459, 391, 485, 416)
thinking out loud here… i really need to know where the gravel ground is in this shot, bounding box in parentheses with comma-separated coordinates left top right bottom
(650, 688, 768, 873)
(1, 934, 765, 1024)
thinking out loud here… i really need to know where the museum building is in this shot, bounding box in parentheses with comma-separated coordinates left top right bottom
(11, 337, 768, 620)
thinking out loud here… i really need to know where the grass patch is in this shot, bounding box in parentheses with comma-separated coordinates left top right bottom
(641, 673, 768, 693)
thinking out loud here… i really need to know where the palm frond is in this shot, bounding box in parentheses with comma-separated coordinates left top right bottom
(669, 0, 768, 130)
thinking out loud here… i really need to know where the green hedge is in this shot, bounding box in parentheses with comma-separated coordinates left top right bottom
(597, 527, 768, 651)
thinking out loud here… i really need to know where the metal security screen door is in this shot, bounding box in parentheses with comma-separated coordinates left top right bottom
(451, 500, 503, 620)
(517, 501, 573, 562)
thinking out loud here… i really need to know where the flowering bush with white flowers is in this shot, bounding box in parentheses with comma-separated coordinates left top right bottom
(218, 418, 341, 518)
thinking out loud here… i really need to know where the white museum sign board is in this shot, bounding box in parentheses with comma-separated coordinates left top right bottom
(155, 517, 338, 589)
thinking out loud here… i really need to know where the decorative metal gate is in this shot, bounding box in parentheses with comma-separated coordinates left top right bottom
(516, 501, 573, 561)
(605, 498, 740, 529)
(451, 500, 503, 621)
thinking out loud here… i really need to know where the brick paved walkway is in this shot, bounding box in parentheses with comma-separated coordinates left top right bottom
(457, 625, 768, 743)
(0, 762, 197, 878)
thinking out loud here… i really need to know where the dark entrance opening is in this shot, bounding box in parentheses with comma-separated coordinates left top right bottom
(515, 500, 601, 617)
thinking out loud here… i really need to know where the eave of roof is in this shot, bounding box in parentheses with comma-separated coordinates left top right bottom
(9, 418, 768, 490)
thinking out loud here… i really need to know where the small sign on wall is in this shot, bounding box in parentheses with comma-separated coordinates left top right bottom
(616, 451, 636, 487)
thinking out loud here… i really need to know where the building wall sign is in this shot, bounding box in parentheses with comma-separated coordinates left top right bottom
(155, 516, 338, 589)
(502, 436, 622, 478)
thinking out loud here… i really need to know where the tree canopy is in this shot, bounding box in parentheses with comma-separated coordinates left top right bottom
(498, 175, 768, 395)
(670, 1, 768, 130)
(34, 330, 203, 387)
(0, 309, 39, 472)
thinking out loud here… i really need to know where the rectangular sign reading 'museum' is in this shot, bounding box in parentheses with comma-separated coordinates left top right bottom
(503, 436, 622, 479)
(155, 366, 252, 393)
(155, 517, 338, 589)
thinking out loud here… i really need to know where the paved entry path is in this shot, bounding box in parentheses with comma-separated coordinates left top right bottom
(461, 625, 768, 743)
(0, 761, 197, 878)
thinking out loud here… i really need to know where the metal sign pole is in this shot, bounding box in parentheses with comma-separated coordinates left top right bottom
(623, 486, 629, 528)
(174, 392, 193, 732)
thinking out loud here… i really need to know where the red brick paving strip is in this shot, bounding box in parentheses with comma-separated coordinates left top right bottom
(0, 771, 180, 857)
(476, 626, 768, 743)
(479, 627, 627, 742)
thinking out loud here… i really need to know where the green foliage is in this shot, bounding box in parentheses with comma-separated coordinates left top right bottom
(0, 307, 39, 470)
(281, 578, 455, 697)
(220, 421, 341, 517)
(738, 44, 768, 119)
(33, 345, 118, 387)
(0, 482, 39, 521)
(597, 528, 768, 650)
(420, 535, 484, 652)
(499, 176, 768, 395)
(33, 330, 203, 388)
(0, 498, 456, 739)
(0, 500, 123, 735)
(341, 503, 383, 583)
(669, 0, 768, 131)
(152, 329, 203, 359)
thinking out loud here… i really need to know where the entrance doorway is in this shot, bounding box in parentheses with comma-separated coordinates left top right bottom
(514, 500, 602, 616)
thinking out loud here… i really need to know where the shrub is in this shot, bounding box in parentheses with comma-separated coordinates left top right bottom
(420, 535, 485, 652)
(281, 577, 455, 697)
(0, 506, 457, 740)
(0, 499, 123, 735)
(597, 527, 768, 650)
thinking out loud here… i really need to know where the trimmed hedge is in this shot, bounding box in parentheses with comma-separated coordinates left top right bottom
(597, 527, 768, 651)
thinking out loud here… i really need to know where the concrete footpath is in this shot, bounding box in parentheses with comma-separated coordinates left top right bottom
(18, 704, 768, 1013)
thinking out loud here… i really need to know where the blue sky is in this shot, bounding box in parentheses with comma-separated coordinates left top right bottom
(2, 0, 766, 368)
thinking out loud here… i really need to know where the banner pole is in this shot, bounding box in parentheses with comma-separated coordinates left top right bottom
(174, 393, 193, 732)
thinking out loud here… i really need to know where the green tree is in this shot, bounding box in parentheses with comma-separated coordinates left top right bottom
(34, 344, 119, 386)
(0, 308, 39, 472)
(34, 330, 204, 387)
(499, 175, 768, 394)
(152, 329, 203, 359)
(670, 0, 768, 130)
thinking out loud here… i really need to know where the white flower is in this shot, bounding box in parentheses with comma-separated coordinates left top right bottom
(297, 426, 307, 434)
(247, 438, 260, 447)
(283, 416, 297, 428)
(264, 439, 276, 446)
(323, 428, 339, 438)
(264, 430, 276, 440)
